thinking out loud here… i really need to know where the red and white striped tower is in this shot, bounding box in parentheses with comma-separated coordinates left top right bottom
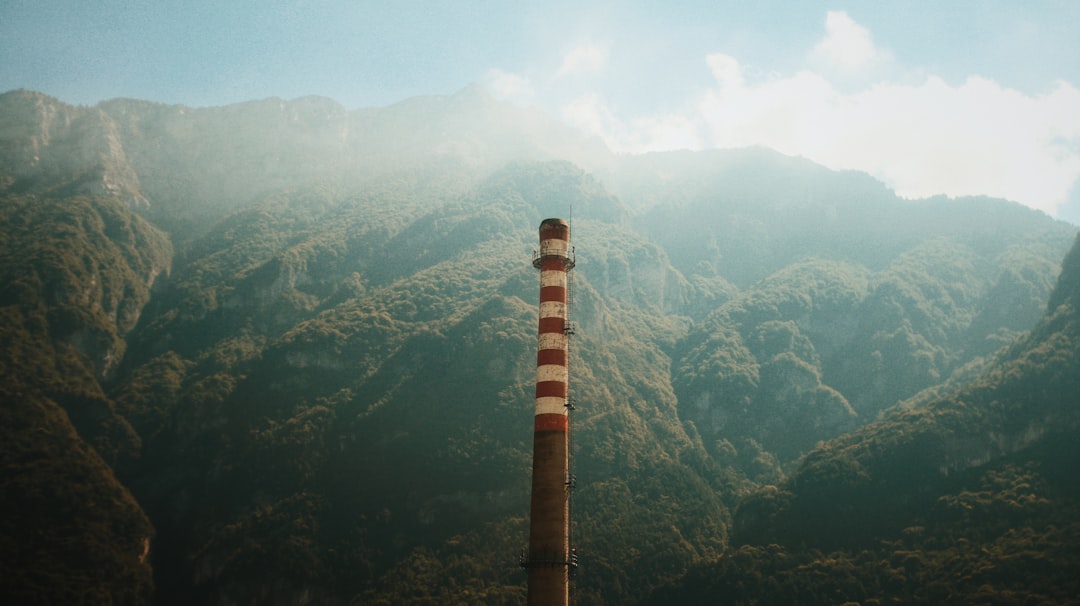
(526, 218, 575, 606)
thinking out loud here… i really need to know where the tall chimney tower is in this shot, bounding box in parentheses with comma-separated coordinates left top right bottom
(523, 218, 576, 605)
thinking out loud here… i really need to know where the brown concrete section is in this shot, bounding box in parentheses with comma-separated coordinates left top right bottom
(528, 427, 570, 606)
(539, 218, 571, 241)
(528, 566, 568, 606)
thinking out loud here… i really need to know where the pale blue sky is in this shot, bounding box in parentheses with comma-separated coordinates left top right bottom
(3, 1, 1076, 107)
(2, 1, 1079, 221)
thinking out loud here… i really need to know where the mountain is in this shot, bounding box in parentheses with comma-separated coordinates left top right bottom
(0, 87, 613, 237)
(644, 231, 1080, 605)
(0, 87, 1077, 604)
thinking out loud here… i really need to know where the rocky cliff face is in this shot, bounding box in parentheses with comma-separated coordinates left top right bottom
(1, 88, 614, 237)
(0, 90, 147, 206)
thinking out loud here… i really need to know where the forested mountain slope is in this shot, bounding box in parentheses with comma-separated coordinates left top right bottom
(646, 233, 1080, 604)
(1, 87, 1076, 604)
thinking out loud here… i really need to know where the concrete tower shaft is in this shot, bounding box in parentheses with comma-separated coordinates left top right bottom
(527, 218, 574, 606)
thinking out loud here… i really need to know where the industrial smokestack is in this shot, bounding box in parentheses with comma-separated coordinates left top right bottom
(523, 218, 576, 605)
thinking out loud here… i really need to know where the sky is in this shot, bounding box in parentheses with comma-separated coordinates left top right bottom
(3, 1, 1080, 223)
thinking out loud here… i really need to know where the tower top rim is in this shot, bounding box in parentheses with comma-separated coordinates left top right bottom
(540, 218, 570, 228)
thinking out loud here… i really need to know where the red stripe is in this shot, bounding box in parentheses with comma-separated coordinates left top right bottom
(535, 381, 567, 399)
(537, 349, 567, 367)
(540, 285, 567, 303)
(541, 258, 567, 271)
(538, 317, 565, 334)
(534, 413, 568, 432)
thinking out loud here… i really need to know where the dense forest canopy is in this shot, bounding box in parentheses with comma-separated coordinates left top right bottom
(1, 87, 1078, 604)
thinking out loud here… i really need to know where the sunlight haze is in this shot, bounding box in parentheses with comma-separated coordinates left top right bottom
(3, 0, 1078, 221)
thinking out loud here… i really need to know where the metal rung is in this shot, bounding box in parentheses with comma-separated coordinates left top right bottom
(518, 548, 579, 570)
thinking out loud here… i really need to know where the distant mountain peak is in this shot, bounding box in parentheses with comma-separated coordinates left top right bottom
(453, 81, 492, 100)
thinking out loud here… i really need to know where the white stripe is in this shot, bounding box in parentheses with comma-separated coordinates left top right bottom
(538, 333, 567, 351)
(534, 397, 569, 416)
(540, 271, 567, 287)
(539, 301, 567, 319)
(536, 364, 568, 383)
(540, 240, 569, 257)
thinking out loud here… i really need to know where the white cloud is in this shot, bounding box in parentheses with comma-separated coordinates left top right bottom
(630, 114, 703, 152)
(811, 10, 887, 70)
(706, 53, 744, 91)
(486, 69, 534, 100)
(541, 12, 1080, 218)
(555, 43, 609, 79)
(560, 93, 622, 140)
(560, 93, 702, 153)
(695, 54, 1080, 216)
